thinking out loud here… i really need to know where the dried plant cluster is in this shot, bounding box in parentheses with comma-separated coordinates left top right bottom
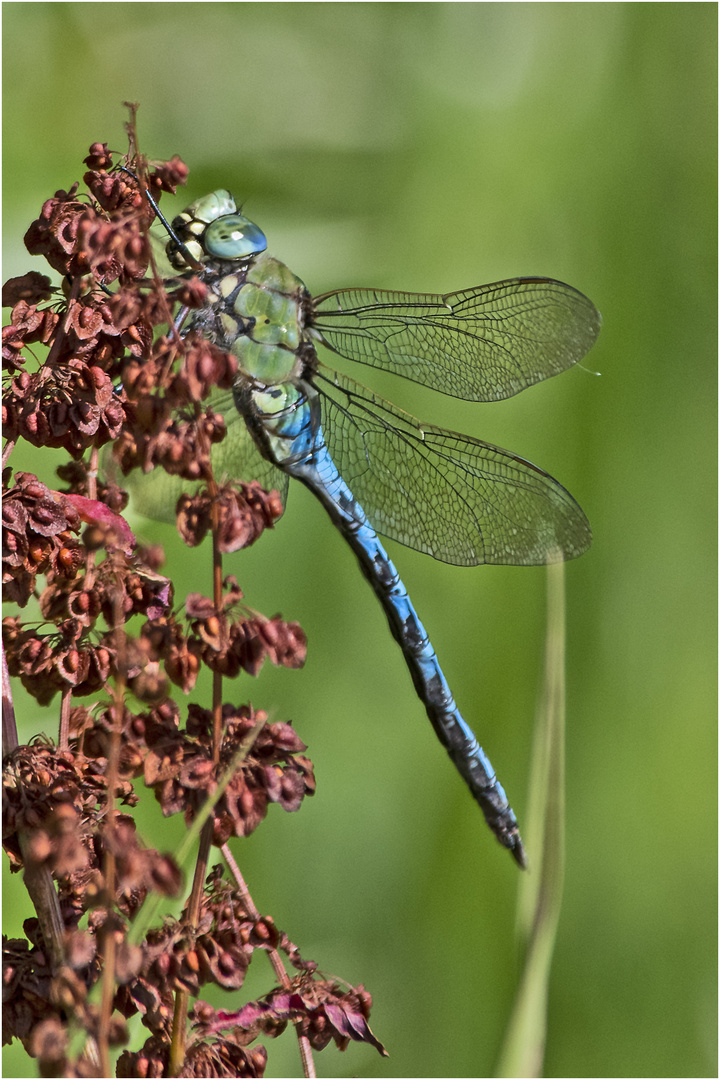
(2, 132, 386, 1076)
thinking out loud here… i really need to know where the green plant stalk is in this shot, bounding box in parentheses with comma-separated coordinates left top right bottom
(67, 714, 269, 1069)
(126, 712, 267, 948)
(496, 561, 566, 1078)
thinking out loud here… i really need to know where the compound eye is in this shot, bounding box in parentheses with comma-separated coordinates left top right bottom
(204, 214, 267, 259)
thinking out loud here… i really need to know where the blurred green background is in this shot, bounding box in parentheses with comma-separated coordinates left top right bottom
(3, 4, 716, 1077)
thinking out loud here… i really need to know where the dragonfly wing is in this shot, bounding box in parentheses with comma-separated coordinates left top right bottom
(313, 366, 591, 566)
(208, 389, 290, 504)
(311, 278, 600, 402)
(107, 389, 289, 524)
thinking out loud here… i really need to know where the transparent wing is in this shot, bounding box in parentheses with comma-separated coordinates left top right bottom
(313, 365, 591, 566)
(106, 389, 289, 524)
(208, 390, 289, 500)
(312, 277, 600, 402)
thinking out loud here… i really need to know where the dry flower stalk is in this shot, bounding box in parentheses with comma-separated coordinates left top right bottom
(3, 124, 386, 1077)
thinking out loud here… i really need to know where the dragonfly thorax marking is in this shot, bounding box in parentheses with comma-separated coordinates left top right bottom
(184, 254, 311, 386)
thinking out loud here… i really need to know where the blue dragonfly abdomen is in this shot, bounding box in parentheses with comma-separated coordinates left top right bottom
(164, 190, 600, 865)
(246, 373, 526, 862)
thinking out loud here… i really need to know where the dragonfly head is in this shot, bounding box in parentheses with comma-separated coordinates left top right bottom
(167, 189, 267, 271)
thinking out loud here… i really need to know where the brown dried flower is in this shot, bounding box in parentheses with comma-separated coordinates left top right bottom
(2, 131, 380, 1079)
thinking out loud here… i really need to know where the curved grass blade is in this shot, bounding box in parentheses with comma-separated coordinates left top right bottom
(495, 562, 567, 1078)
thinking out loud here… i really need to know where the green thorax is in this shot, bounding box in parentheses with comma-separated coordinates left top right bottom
(167, 190, 313, 386)
(194, 251, 310, 384)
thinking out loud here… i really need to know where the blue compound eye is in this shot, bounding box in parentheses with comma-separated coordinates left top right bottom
(203, 214, 267, 259)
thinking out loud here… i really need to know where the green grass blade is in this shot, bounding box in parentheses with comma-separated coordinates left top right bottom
(126, 712, 266, 946)
(496, 561, 566, 1078)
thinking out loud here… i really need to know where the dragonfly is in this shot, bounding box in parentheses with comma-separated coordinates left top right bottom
(154, 188, 599, 867)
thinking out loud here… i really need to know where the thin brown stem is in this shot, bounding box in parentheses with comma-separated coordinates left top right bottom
(45, 275, 82, 367)
(19, 857, 66, 971)
(87, 446, 99, 500)
(222, 844, 317, 1079)
(96, 582, 128, 1072)
(58, 685, 72, 751)
(170, 429, 225, 1075)
(2, 645, 18, 755)
(97, 911, 115, 1078)
(206, 431, 224, 761)
(296, 1033, 318, 1080)
(168, 817, 214, 1077)
(2, 438, 16, 469)
(222, 844, 287, 986)
(129, 164, 192, 347)
(4, 644, 66, 969)
(168, 988, 190, 1077)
